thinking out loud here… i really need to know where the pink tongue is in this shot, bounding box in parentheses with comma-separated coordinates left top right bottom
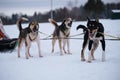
(89, 33, 94, 38)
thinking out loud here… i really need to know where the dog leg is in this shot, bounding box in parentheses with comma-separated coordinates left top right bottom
(91, 41, 99, 60)
(81, 39, 88, 61)
(67, 38, 71, 54)
(52, 38, 56, 53)
(25, 40, 29, 59)
(88, 50, 92, 63)
(36, 39, 43, 57)
(88, 40, 93, 63)
(63, 39, 67, 54)
(59, 39, 63, 55)
(91, 49, 95, 60)
(18, 43, 21, 58)
(18, 38, 23, 58)
(81, 49, 85, 61)
(25, 47, 29, 59)
(100, 38, 105, 62)
(28, 44, 33, 57)
(102, 51, 105, 62)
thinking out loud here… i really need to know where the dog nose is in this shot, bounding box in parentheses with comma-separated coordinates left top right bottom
(68, 21, 72, 27)
(33, 27, 37, 32)
(90, 31, 92, 33)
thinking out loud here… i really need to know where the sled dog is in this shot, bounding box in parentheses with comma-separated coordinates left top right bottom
(77, 18, 105, 62)
(49, 18, 72, 55)
(17, 17, 42, 59)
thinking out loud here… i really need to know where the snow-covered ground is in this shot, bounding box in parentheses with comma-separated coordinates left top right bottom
(0, 19, 120, 80)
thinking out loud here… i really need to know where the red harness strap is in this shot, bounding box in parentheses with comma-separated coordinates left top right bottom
(0, 29, 6, 38)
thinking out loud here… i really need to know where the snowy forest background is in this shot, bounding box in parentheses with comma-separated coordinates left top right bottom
(0, 0, 120, 25)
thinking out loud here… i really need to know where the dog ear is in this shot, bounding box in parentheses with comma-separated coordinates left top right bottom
(36, 22, 39, 29)
(29, 22, 32, 27)
(87, 17, 90, 21)
(95, 18, 99, 23)
(63, 19, 66, 22)
(29, 22, 35, 30)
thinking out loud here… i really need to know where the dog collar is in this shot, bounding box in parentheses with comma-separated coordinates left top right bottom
(28, 34, 38, 41)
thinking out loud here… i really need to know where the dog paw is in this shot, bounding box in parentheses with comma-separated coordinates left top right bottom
(102, 59, 105, 62)
(81, 58, 86, 61)
(92, 58, 95, 60)
(29, 55, 33, 57)
(39, 55, 43, 57)
(67, 52, 72, 55)
(26, 57, 29, 59)
(51, 49, 54, 53)
(18, 56, 20, 58)
(87, 61, 92, 63)
(60, 53, 63, 56)
(31, 56, 33, 57)
(64, 51, 67, 54)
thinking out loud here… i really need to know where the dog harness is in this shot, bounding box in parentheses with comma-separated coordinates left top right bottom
(28, 32, 38, 41)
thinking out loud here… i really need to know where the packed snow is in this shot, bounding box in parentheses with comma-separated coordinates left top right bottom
(0, 19, 120, 80)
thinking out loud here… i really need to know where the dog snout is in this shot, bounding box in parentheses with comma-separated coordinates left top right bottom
(33, 27, 38, 32)
(68, 21, 72, 27)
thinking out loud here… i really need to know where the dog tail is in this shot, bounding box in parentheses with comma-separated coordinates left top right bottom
(48, 19, 59, 28)
(17, 17, 28, 31)
(76, 25, 88, 32)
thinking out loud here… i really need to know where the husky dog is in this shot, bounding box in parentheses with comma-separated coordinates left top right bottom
(77, 18, 105, 62)
(17, 17, 42, 59)
(49, 18, 72, 55)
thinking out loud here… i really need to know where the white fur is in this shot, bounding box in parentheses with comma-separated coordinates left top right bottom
(50, 18, 72, 55)
(48, 18, 52, 22)
(102, 51, 105, 62)
(21, 17, 29, 21)
(88, 50, 92, 62)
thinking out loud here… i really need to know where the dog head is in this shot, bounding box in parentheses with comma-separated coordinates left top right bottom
(29, 22, 39, 33)
(64, 18, 72, 29)
(87, 18, 99, 39)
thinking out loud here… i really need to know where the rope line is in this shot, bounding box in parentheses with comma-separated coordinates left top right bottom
(98, 32, 120, 40)
(38, 31, 120, 41)
(40, 37, 120, 41)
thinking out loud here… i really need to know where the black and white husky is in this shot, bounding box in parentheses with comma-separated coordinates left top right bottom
(77, 18, 106, 62)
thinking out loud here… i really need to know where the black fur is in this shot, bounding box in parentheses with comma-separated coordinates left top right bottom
(59, 19, 72, 36)
(49, 18, 72, 55)
(17, 17, 42, 59)
(51, 18, 72, 38)
(77, 18, 105, 62)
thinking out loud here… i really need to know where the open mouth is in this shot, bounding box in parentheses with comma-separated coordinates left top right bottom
(89, 32, 96, 40)
(68, 23, 71, 27)
(88, 29, 98, 40)
(67, 20, 72, 27)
